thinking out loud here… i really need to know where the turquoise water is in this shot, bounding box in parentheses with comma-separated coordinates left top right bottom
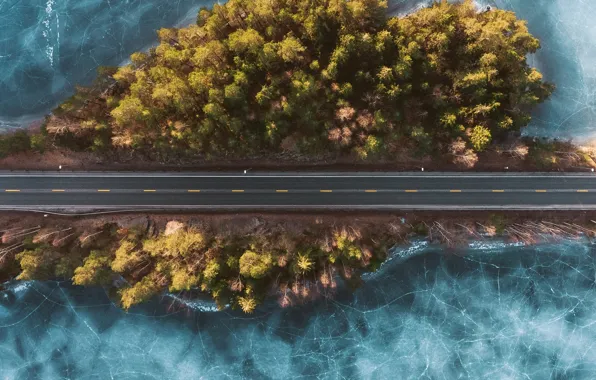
(3, 240, 596, 378)
(2, 0, 596, 378)
(0, 0, 207, 129)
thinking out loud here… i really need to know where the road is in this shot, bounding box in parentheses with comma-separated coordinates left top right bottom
(0, 172, 595, 212)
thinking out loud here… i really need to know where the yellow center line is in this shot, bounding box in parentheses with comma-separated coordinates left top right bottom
(97, 189, 110, 192)
(492, 190, 505, 193)
(52, 189, 65, 192)
(187, 190, 201, 193)
(5, 189, 20, 192)
(144, 189, 156, 192)
(276, 190, 288, 193)
(578, 189, 589, 193)
(365, 189, 377, 193)
(405, 190, 418, 193)
(320, 190, 332, 193)
(450, 190, 462, 193)
(535, 189, 547, 193)
(232, 190, 244, 193)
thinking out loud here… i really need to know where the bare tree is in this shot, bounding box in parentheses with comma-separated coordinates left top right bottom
(499, 142, 529, 159)
(449, 138, 479, 169)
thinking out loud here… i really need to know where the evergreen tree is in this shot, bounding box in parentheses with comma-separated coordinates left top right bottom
(47, 0, 553, 167)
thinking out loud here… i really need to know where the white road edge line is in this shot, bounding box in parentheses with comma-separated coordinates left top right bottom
(0, 174, 595, 178)
(2, 205, 596, 209)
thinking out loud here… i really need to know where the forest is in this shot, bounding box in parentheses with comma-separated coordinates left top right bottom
(40, 0, 553, 166)
(2, 216, 395, 312)
(2, 212, 595, 313)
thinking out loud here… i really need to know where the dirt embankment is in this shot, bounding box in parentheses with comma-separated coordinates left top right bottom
(0, 209, 593, 249)
(1, 143, 595, 172)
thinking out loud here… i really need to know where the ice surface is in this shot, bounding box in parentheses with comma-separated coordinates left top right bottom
(2, 0, 595, 138)
(483, 0, 596, 140)
(3, 241, 596, 379)
(2, 0, 596, 378)
(0, 0, 210, 129)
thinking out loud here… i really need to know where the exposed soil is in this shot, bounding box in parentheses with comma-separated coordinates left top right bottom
(2, 209, 595, 231)
(1, 145, 594, 173)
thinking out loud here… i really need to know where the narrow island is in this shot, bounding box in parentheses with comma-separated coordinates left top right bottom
(1, 0, 593, 314)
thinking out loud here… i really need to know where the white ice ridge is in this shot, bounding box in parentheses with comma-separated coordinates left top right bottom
(42, 0, 57, 66)
(165, 293, 223, 312)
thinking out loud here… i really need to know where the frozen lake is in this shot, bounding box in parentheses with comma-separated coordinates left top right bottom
(2, 1, 596, 378)
(3, 240, 596, 378)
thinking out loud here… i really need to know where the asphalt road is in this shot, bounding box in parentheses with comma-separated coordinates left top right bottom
(0, 171, 596, 212)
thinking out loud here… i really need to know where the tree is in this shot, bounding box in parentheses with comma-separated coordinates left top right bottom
(238, 296, 257, 313)
(72, 250, 112, 286)
(120, 274, 161, 309)
(501, 142, 529, 159)
(3, 131, 32, 155)
(111, 96, 148, 128)
(239, 250, 273, 279)
(113, 65, 136, 86)
(189, 70, 215, 97)
(203, 258, 220, 282)
(131, 52, 150, 67)
(469, 125, 492, 152)
(364, 135, 381, 156)
(277, 35, 306, 63)
(224, 83, 244, 104)
(295, 253, 314, 274)
(30, 133, 46, 153)
(112, 240, 144, 273)
(16, 246, 57, 281)
(449, 137, 479, 168)
(228, 28, 265, 55)
(192, 41, 228, 69)
(196, 7, 211, 27)
(143, 230, 205, 258)
(169, 268, 199, 292)
(149, 67, 189, 107)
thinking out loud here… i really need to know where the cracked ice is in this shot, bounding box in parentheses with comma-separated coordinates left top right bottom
(4, 241, 596, 378)
(2, 0, 596, 378)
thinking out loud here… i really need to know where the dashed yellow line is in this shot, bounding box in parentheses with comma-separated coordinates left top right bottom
(320, 190, 332, 193)
(365, 189, 377, 193)
(578, 190, 589, 193)
(450, 190, 461, 193)
(492, 190, 505, 193)
(535, 189, 547, 193)
(52, 189, 65, 192)
(144, 189, 156, 192)
(97, 189, 110, 192)
(187, 190, 201, 193)
(5, 189, 20, 192)
(276, 190, 288, 193)
(232, 189, 244, 193)
(405, 190, 418, 193)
